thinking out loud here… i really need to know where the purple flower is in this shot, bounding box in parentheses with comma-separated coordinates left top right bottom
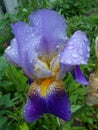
(4, 9, 90, 122)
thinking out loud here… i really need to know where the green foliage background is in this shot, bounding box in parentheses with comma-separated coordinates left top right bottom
(0, 0, 98, 129)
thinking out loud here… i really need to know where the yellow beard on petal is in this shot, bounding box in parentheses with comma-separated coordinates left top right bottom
(28, 77, 64, 98)
(40, 77, 54, 97)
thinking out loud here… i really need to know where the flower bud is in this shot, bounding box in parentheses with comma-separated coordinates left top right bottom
(86, 73, 98, 106)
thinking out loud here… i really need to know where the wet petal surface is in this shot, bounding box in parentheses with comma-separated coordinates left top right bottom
(4, 38, 20, 66)
(29, 9, 67, 56)
(59, 30, 90, 65)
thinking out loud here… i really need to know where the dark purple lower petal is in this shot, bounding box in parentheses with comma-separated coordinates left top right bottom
(23, 96, 47, 122)
(23, 80, 71, 122)
(71, 65, 88, 85)
(46, 90, 71, 121)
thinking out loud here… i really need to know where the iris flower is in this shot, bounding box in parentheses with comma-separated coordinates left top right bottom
(4, 9, 90, 122)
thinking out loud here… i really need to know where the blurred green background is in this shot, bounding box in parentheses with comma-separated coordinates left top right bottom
(0, 0, 98, 129)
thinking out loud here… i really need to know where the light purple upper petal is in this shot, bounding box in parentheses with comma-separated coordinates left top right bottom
(29, 9, 67, 55)
(56, 62, 73, 80)
(5, 21, 41, 79)
(59, 30, 90, 65)
(4, 38, 20, 66)
(5, 9, 67, 79)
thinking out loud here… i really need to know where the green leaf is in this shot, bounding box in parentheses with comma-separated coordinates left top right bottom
(72, 127, 87, 130)
(0, 56, 8, 80)
(19, 122, 29, 130)
(0, 116, 7, 129)
(71, 105, 81, 113)
(5, 64, 28, 93)
(0, 80, 13, 87)
(0, 94, 14, 107)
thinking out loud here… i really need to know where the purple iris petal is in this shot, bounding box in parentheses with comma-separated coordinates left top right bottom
(5, 21, 51, 79)
(24, 80, 71, 122)
(47, 90, 71, 121)
(29, 9, 67, 55)
(4, 38, 20, 66)
(56, 62, 73, 79)
(5, 9, 67, 79)
(71, 66, 88, 85)
(59, 30, 90, 65)
(23, 97, 47, 122)
(11, 22, 41, 77)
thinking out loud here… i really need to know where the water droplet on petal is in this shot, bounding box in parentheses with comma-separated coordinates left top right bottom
(79, 49, 83, 55)
(7, 46, 11, 50)
(32, 33, 35, 37)
(72, 58, 80, 63)
(56, 45, 60, 52)
(11, 52, 14, 55)
(65, 59, 72, 64)
(69, 40, 74, 45)
(13, 39, 15, 42)
(86, 53, 90, 58)
(72, 53, 78, 58)
(67, 46, 73, 50)
(81, 59, 86, 64)
(87, 46, 90, 52)
(36, 22, 39, 26)
(25, 38, 28, 42)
